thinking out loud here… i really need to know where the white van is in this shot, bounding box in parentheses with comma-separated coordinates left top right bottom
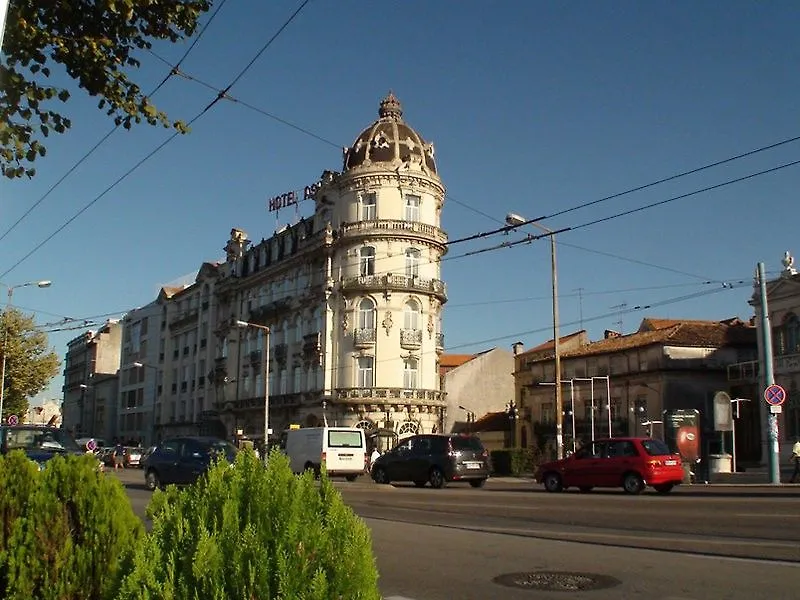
(284, 427, 367, 481)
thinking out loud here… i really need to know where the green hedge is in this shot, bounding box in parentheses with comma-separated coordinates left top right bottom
(490, 447, 541, 476)
(0, 448, 381, 600)
(116, 450, 381, 600)
(0, 451, 143, 600)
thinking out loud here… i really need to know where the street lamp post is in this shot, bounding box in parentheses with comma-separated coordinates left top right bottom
(0, 280, 52, 423)
(235, 320, 271, 449)
(133, 362, 159, 446)
(79, 383, 94, 437)
(505, 214, 564, 459)
(458, 404, 475, 433)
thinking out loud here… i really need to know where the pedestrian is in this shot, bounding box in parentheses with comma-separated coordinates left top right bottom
(369, 447, 381, 470)
(790, 437, 800, 483)
(113, 442, 126, 470)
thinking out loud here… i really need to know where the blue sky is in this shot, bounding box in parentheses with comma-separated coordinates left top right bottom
(3, 1, 799, 404)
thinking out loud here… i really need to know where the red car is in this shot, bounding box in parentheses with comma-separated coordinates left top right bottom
(535, 437, 684, 495)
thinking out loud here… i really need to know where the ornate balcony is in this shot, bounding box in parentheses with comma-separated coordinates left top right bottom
(303, 332, 321, 355)
(247, 350, 262, 365)
(248, 298, 292, 323)
(400, 328, 422, 349)
(775, 353, 800, 375)
(335, 387, 446, 406)
(341, 273, 447, 302)
(339, 219, 447, 246)
(353, 328, 376, 348)
(273, 343, 288, 365)
(169, 309, 199, 330)
(727, 360, 759, 382)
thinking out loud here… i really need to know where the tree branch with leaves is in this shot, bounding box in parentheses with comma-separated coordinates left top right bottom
(1, 0, 211, 179)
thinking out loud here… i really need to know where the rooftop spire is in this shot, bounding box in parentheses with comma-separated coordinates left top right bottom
(378, 90, 403, 121)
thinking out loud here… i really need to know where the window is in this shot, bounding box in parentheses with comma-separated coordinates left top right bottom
(361, 192, 377, 220)
(279, 369, 287, 394)
(357, 356, 374, 387)
(541, 402, 554, 423)
(783, 313, 800, 355)
(359, 246, 375, 276)
(403, 358, 418, 389)
(358, 298, 376, 330)
(640, 439, 672, 456)
(405, 248, 421, 277)
(404, 194, 420, 222)
(606, 440, 638, 458)
(403, 299, 421, 330)
(328, 430, 364, 448)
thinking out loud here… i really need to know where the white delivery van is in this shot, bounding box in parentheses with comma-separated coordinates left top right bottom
(284, 427, 367, 481)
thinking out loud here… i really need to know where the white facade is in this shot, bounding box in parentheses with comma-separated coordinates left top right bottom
(212, 93, 448, 443)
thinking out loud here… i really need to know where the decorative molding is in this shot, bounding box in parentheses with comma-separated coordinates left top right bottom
(382, 311, 393, 336)
(427, 313, 435, 339)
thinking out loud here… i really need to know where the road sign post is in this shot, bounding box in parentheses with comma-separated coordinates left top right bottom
(757, 262, 781, 485)
(7, 414, 18, 426)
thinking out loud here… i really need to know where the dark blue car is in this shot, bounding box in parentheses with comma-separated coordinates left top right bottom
(0, 424, 86, 469)
(143, 436, 238, 490)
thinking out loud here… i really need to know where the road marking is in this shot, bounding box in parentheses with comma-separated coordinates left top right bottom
(734, 513, 799, 518)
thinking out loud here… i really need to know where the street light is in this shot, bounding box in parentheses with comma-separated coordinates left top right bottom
(506, 213, 564, 459)
(235, 320, 271, 449)
(0, 280, 52, 423)
(133, 362, 159, 446)
(458, 404, 475, 432)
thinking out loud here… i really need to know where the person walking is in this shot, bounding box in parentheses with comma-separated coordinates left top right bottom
(790, 437, 800, 483)
(113, 443, 126, 471)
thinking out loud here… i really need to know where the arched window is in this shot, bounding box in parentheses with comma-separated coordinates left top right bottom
(355, 419, 375, 433)
(358, 298, 376, 330)
(405, 248, 421, 277)
(404, 194, 420, 222)
(404, 299, 421, 330)
(398, 421, 419, 437)
(403, 358, 418, 389)
(359, 246, 375, 276)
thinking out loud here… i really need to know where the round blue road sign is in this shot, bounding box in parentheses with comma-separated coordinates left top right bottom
(764, 384, 786, 406)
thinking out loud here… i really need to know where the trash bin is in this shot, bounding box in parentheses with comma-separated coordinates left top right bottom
(708, 453, 732, 475)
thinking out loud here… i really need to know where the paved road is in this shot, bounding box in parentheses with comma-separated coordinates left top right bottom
(114, 470, 799, 599)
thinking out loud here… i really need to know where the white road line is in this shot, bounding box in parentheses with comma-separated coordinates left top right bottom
(734, 513, 800, 518)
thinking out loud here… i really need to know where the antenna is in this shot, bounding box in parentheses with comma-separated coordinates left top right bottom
(610, 302, 628, 332)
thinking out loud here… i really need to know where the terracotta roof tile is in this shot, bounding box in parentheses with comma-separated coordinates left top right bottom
(517, 330, 586, 358)
(439, 354, 476, 368)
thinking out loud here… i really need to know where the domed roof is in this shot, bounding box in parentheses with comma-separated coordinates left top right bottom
(343, 92, 437, 175)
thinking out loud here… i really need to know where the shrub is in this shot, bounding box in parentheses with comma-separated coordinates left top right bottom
(116, 449, 381, 600)
(490, 447, 542, 476)
(0, 451, 144, 600)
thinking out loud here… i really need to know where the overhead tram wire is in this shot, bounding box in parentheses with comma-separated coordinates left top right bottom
(0, 0, 232, 244)
(0, 0, 313, 281)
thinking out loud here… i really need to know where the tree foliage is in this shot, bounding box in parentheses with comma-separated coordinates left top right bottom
(0, 308, 60, 420)
(117, 450, 382, 600)
(0, 451, 144, 600)
(1, 0, 211, 179)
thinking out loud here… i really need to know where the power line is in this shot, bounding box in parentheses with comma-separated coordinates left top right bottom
(0, 0, 312, 281)
(0, 0, 231, 243)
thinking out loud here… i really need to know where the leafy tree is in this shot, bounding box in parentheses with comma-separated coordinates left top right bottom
(0, 308, 60, 420)
(1, 0, 211, 179)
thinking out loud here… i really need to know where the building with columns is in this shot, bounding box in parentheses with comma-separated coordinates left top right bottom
(209, 93, 448, 444)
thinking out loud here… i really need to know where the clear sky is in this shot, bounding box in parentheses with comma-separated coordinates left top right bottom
(3, 1, 799, 405)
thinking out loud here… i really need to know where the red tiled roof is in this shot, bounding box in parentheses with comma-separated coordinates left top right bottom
(638, 317, 747, 332)
(517, 330, 586, 358)
(439, 354, 476, 368)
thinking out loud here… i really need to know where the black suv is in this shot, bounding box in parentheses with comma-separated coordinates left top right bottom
(370, 434, 491, 488)
(0, 425, 86, 469)
(143, 436, 237, 490)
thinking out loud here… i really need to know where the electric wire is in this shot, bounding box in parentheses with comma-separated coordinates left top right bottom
(0, 0, 231, 244)
(0, 0, 313, 281)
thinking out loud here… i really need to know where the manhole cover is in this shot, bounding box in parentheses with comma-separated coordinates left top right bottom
(493, 571, 621, 592)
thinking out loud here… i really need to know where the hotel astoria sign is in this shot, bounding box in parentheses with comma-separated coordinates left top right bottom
(267, 182, 321, 212)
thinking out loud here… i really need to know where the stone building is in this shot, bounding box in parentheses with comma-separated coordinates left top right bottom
(209, 93, 448, 443)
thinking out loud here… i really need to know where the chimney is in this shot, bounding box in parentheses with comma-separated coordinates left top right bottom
(604, 330, 622, 339)
(512, 341, 524, 355)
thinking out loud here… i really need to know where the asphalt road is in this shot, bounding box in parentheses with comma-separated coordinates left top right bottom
(114, 470, 799, 599)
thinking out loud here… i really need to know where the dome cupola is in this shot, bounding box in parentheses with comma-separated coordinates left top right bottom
(342, 91, 437, 175)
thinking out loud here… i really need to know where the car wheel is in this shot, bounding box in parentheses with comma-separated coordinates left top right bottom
(469, 479, 486, 488)
(623, 473, 645, 495)
(413, 480, 427, 488)
(579, 486, 593, 493)
(543, 472, 563, 493)
(429, 467, 446, 489)
(145, 470, 160, 491)
(345, 474, 358, 482)
(654, 483, 674, 494)
(372, 467, 389, 484)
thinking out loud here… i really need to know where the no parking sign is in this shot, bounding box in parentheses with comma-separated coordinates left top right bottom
(7, 414, 19, 426)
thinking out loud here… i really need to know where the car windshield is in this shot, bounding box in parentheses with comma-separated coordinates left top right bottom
(641, 439, 673, 456)
(207, 440, 238, 461)
(450, 436, 484, 452)
(328, 430, 363, 448)
(3, 427, 81, 453)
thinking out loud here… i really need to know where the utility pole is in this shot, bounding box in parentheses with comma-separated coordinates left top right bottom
(757, 262, 781, 484)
